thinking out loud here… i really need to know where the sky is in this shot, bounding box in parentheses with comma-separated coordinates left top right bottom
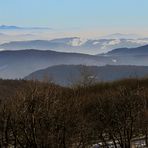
(0, 0, 148, 37)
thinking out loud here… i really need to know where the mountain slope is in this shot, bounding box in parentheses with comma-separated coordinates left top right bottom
(0, 49, 113, 79)
(99, 45, 148, 66)
(25, 65, 148, 86)
(107, 45, 148, 55)
(1, 45, 148, 79)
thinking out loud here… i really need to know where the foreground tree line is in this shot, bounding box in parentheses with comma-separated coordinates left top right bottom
(0, 78, 148, 147)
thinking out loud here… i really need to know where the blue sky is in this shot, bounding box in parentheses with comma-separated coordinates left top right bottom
(0, 0, 148, 35)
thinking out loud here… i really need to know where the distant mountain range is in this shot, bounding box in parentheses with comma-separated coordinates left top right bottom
(0, 25, 50, 30)
(25, 65, 148, 86)
(107, 45, 148, 55)
(0, 25, 21, 30)
(0, 27, 148, 82)
(0, 45, 148, 79)
(102, 45, 148, 66)
(0, 37, 148, 54)
(0, 49, 113, 79)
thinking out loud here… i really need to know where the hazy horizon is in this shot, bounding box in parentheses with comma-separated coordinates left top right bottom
(0, 0, 148, 55)
(0, 0, 148, 39)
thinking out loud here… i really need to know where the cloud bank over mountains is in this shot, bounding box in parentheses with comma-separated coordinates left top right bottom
(0, 25, 148, 55)
(0, 37, 148, 54)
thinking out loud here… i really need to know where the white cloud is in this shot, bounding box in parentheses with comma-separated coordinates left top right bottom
(108, 39, 121, 45)
(93, 41, 100, 45)
(68, 38, 87, 46)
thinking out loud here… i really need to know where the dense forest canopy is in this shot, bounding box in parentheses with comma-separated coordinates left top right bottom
(0, 78, 148, 147)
